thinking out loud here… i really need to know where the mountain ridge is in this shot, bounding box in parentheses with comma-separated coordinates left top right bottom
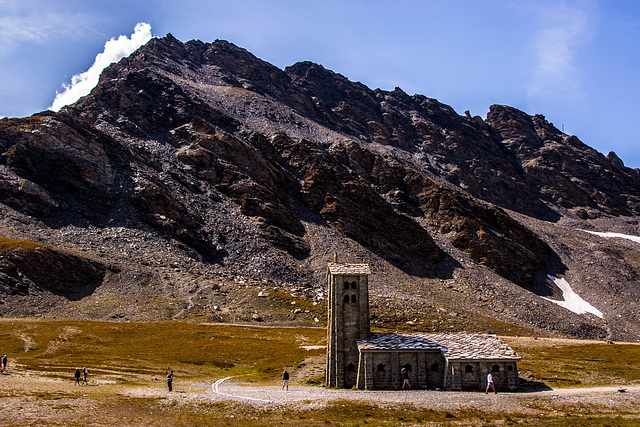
(1, 35, 639, 341)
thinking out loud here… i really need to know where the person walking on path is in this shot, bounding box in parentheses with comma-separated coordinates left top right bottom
(166, 369, 173, 392)
(485, 372, 497, 394)
(82, 367, 88, 385)
(282, 369, 289, 390)
(401, 368, 411, 389)
(74, 368, 81, 385)
(1, 355, 7, 373)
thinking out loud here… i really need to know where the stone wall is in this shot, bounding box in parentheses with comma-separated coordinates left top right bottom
(357, 350, 446, 390)
(445, 361, 519, 391)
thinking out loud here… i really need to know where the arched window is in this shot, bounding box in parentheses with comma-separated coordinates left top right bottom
(430, 362, 439, 372)
(347, 363, 356, 372)
(465, 365, 473, 373)
(344, 294, 350, 303)
(492, 364, 500, 373)
(351, 294, 357, 303)
(350, 281, 357, 289)
(403, 363, 412, 372)
(377, 364, 386, 372)
(343, 281, 350, 289)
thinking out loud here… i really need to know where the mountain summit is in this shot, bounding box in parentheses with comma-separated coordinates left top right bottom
(1, 35, 639, 340)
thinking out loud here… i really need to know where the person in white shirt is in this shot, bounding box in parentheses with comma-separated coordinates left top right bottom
(485, 372, 497, 394)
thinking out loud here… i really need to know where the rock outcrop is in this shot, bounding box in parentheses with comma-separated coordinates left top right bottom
(0, 238, 106, 299)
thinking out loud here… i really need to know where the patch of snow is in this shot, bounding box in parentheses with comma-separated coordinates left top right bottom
(581, 230, 640, 244)
(542, 275, 603, 319)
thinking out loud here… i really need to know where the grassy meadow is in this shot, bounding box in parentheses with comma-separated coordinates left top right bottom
(0, 319, 326, 384)
(1, 319, 640, 426)
(505, 336, 640, 388)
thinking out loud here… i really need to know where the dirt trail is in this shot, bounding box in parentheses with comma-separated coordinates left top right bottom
(207, 376, 640, 411)
(172, 282, 207, 320)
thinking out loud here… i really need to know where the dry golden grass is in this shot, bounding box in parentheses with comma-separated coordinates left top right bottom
(0, 319, 326, 384)
(375, 311, 539, 337)
(0, 237, 48, 253)
(3, 320, 640, 388)
(505, 336, 640, 388)
(1, 319, 640, 426)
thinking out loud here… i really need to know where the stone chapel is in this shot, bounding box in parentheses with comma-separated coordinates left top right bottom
(325, 261, 521, 391)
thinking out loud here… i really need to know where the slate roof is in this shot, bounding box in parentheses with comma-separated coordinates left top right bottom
(428, 333, 521, 361)
(357, 333, 443, 351)
(327, 262, 371, 276)
(357, 332, 520, 361)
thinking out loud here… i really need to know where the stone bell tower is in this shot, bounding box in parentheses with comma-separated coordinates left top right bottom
(325, 256, 371, 388)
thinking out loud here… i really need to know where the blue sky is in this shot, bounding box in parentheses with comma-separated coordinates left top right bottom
(2, 0, 640, 167)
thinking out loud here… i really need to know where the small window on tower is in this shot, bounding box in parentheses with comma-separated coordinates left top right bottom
(492, 364, 500, 373)
(403, 363, 412, 372)
(350, 281, 357, 289)
(377, 364, 386, 372)
(430, 362, 439, 372)
(465, 365, 473, 373)
(347, 363, 356, 372)
(351, 294, 357, 303)
(344, 294, 350, 303)
(343, 281, 350, 289)
(507, 365, 513, 371)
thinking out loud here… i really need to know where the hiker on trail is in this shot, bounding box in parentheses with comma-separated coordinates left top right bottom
(166, 369, 173, 392)
(74, 368, 81, 385)
(82, 367, 88, 385)
(401, 368, 411, 389)
(1, 355, 7, 373)
(282, 369, 289, 390)
(485, 372, 497, 394)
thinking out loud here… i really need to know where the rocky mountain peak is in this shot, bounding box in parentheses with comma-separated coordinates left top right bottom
(607, 151, 625, 167)
(2, 34, 640, 341)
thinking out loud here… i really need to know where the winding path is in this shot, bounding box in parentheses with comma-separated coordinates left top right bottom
(172, 282, 207, 320)
(209, 376, 640, 411)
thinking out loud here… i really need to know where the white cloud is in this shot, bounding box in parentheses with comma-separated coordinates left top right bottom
(0, 0, 95, 55)
(0, 13, 91, 55)
(527, 3, 592, 101)
(49, 22, 153, 112)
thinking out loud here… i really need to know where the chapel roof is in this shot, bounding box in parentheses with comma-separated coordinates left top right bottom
(429, 333, 521, 361)
(357, 332, 520, 361)
(357, 333, 443, 351)
(327, 262, 371, 276)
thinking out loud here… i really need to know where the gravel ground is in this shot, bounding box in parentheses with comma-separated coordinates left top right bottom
(205, 377, 640, 413)
(2, 370, 639, 425)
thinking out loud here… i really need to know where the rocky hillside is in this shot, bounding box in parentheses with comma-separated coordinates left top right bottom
(1, 34, 640, 341)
